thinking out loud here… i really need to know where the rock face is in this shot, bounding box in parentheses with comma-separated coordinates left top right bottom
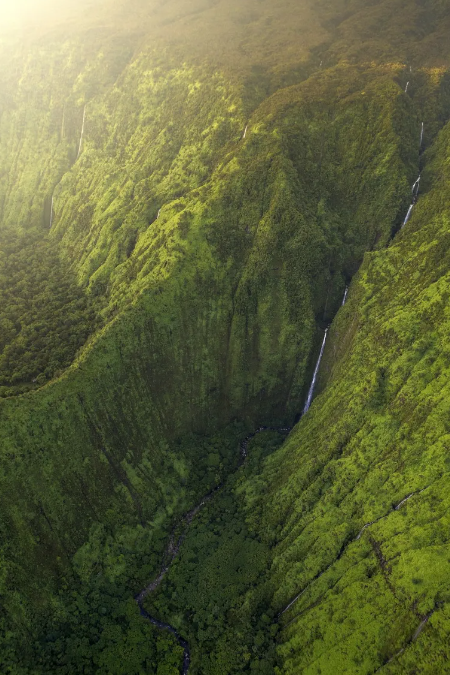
(1, 0, 450, 673)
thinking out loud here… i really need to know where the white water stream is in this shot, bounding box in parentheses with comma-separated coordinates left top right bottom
(401, 203, 414, 229)
(302, 286, 349, 415)
(342, 286, 349, 306)
(302, 328, 328, 415)
(401, 124, 424, 230)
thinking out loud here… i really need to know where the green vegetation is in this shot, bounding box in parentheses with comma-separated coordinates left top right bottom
(0, 228, 96, 394)
(146, 107, 450, 674)
(1, 0, 450, 673)
(250, 113, 450, 674)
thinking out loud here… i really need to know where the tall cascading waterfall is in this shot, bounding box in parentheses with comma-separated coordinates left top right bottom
(302, 284, 350, 414)
(77, 105, 86, 160)
(302, 328, 329, 415)
(405, 81, 409, 93)
(401, 124, 424, 230)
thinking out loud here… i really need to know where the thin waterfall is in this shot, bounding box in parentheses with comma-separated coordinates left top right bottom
(242, 125, 248, 140)
(402, 204, 414, 229)
(401, 122, 424, 230)
(303, 328, 328, 415)
(77, 105, 86, 159)
(49, 196, 54, 229)
(342, 286, 349, 306)
(405, 81, 409, 93)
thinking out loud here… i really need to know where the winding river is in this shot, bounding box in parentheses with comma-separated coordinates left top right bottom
(135, 425, 291, 673)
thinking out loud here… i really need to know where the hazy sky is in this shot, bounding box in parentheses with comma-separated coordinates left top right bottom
(0, 0, 34, 29)
(0, 0, 99, 34)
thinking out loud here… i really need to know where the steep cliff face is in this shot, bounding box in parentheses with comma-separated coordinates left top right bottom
(1, 0, 450, 673)
(251, 115, 450, 674)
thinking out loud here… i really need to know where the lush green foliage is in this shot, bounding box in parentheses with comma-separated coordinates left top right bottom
(0, 425, 243, 673)
(1, 0, 450, 673)
(218, 115, 450, 674)
(0, 228, 96, 394)
(144, 432, 285, 675)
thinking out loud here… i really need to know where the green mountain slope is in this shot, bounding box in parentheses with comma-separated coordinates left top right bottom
(256, 114, 450, 674)
(145, 109, 450, 675)
(1, 0, 450, 673)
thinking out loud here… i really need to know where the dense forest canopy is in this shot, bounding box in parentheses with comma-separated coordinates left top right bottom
(1, 0, 450, 673)
(0, 228, 97, 395)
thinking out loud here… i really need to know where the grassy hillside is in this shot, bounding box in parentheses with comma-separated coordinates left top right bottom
(1, 0, 450, 673)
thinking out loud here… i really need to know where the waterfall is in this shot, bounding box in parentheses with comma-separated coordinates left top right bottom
(49, 196, 54, 229)
(77, 105, 86, 159)
(157, 208, 161, 219)
(402, 165, 422, 231)
(405, 81, 409, 93)
(303, 328, 328, 415)
(401, 204, 414, 229)
(420, 122, 424, 147)
(342, 286, 349, 306)
(242, 125, 248, 140)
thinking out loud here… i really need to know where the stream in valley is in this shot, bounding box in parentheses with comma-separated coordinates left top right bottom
(135, 425, 291, 673)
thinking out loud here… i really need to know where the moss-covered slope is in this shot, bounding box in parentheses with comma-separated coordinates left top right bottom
(234, 114, 450, 674)
(1, 0, 450, 673)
